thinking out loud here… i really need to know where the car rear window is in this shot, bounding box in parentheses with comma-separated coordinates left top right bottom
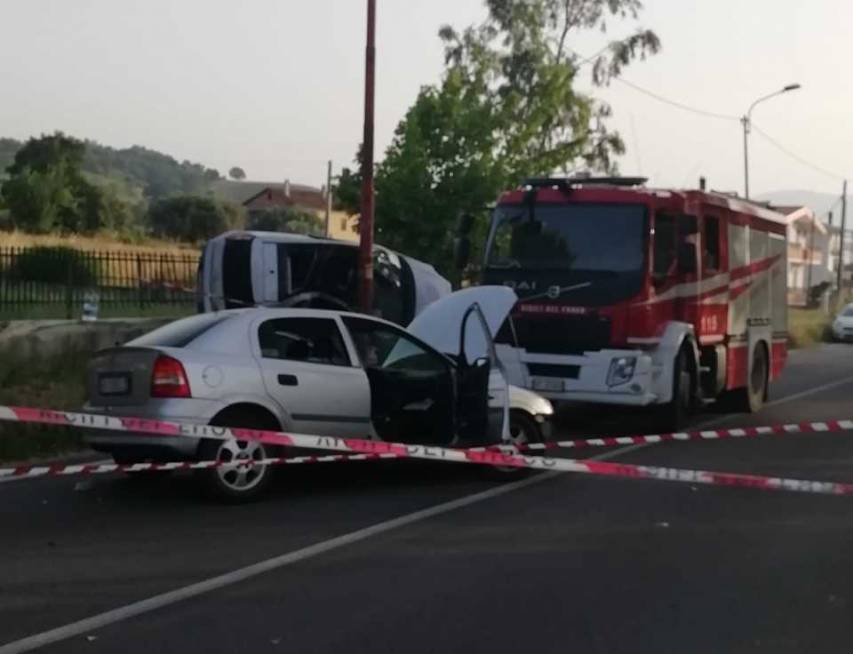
(129, 314, 235, 348)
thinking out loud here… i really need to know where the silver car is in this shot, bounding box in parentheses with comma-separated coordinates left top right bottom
(85, 287, 553, 499)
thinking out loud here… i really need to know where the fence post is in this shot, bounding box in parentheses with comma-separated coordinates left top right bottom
(137, 255, 144, 310)
(64, 252, 73, 320)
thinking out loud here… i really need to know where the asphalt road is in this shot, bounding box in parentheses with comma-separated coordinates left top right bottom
(4, 344, 853, 653)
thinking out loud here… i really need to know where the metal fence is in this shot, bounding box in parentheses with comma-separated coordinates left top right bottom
(0, 247, 200, 319)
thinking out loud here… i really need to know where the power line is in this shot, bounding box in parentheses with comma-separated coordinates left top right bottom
(751, 124, 847, 181)
(570, 47, 739, 122)
(570, 48, 849, 183)
(611, 77, 740, 122)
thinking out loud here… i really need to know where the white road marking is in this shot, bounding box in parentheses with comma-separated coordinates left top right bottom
(5, 371, 853, 652)
(0, 443, 636, 654)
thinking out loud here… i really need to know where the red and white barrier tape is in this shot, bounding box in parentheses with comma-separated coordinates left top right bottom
(0, 452, 398, 481)
(482, 419, 853, 453)
(3, 405, 853, 496)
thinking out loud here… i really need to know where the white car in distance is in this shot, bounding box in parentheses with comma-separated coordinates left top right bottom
(832, 303, 853, 342)
(85, 287, 553, 499)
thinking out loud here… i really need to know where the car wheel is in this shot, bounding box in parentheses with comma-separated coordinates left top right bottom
(508, 410, 543, 449)
(197, 411, 282, 501)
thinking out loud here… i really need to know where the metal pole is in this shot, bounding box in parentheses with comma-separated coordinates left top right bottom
(325, 160, 332, 238)
(742, 116, 750, 200)
(806, 212, 816, 300)
(358, 0, 376, 313)
(838, 180, 848, 303)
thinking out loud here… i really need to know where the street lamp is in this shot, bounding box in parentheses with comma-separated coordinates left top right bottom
(742, 83, 801, 199)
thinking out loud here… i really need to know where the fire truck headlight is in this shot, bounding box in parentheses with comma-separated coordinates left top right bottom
(607, 357, 637, 387)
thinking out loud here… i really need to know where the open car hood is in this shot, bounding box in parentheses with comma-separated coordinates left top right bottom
(406, 286, 517, 357)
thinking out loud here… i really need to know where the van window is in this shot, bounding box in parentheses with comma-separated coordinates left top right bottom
(222, 238, 254, 308)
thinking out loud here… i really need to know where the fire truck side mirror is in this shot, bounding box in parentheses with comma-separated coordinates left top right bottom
(677, 243, 698, 275)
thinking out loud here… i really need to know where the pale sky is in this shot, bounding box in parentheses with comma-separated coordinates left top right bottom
(1, 0, 850, 198)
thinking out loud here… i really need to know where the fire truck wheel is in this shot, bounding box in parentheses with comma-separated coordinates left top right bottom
(732, 343, 769, 413)
(656, 346, 694, 431)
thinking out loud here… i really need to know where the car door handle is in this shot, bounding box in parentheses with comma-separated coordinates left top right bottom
(277, 374, 298, 386)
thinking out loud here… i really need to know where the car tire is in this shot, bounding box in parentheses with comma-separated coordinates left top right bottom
(509, 410, 544, 449)
(481, 410, 544, 479)
(655, 346, 694, 432)
(196, 410, 283, 502)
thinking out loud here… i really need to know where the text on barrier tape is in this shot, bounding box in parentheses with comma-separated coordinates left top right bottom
(3, 405, 853, 496)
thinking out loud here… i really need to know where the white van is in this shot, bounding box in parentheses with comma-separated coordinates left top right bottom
(197, 231, 451, 325)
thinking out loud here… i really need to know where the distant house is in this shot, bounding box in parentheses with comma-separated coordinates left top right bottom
(211, 178, 359, 242)
(777, 205, 830, 306)
(826, 224, 853, 289)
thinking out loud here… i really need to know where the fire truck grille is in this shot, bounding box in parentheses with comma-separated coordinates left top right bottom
(505, 314, 613, 355)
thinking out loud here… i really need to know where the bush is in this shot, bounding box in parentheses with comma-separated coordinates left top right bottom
(6, 246, 99, 286)
(148, 195, 244, 242)
(788, 308, 831, 349)
(247, 207, 324, 235)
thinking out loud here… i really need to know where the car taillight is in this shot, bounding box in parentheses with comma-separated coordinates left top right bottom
(151, 355, 191, 398)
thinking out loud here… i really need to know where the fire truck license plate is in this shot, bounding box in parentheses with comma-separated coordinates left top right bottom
(532, 378, 564, 392)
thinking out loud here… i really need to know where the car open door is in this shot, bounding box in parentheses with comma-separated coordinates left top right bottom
(407, 286, 517, 445)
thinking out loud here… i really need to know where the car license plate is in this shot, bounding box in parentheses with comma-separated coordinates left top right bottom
(532, 377, 564, 393)
(99, 373, 131, 396)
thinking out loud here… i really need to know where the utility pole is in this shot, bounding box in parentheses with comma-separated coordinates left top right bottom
(358, 0, 376, 313)
(325, 160, 332, 237)
(838, 180, 848, 303)
(806, 211, 816, 296)
(741, 116, 750, 199)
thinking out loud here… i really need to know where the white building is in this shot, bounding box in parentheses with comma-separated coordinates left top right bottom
(778, 206, 830, 306)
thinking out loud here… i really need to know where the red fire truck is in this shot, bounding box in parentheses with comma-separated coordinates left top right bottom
(474, 176, 788, 427)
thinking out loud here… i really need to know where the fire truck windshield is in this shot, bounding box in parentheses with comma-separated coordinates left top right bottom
(485, 203, 647, 272)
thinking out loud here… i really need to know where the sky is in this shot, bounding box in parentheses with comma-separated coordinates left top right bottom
(1, 0, 851, 199)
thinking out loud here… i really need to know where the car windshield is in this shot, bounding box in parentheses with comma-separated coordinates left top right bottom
(485, 203, 647, 272)
(843, 307, 853, 317)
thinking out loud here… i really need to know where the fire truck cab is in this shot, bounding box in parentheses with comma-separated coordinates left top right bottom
(479, 177, 788, 427)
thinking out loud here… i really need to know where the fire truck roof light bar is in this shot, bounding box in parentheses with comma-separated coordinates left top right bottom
(522, 176, 649, 191)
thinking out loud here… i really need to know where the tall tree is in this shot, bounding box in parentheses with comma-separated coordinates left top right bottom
(364, 0, 659, 274)
(228, 166, 247, 181)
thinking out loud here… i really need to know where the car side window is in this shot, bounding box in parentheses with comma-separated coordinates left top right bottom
(343, 317, 448, 374)
(258, 318, 350, 366)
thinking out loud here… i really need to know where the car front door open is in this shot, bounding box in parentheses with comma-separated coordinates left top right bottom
(342, 317, 455, 445)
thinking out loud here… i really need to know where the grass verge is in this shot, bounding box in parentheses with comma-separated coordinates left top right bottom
(0, 349, 89, 463)
(788, 308, 831, 349)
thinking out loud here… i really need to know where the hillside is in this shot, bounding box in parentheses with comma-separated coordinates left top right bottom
(0, 136, 221, 204)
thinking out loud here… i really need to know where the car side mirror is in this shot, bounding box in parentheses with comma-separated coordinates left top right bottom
(471, 356, 489, 369)
(457, 213, 475, 236)
(677, 243, 697, 275)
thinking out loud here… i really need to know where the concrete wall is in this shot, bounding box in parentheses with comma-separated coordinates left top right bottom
(0, 319, 169, 362)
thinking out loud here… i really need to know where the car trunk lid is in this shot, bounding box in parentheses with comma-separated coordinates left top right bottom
(86, 347, 161, 408)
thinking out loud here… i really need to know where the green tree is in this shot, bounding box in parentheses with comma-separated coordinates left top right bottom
(1, 133, 89, 233)
(148, 196, 244, 242)
(247, 207, 324, 235)
(364, 0, 659, 274)
(228, 166, 247, 181)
